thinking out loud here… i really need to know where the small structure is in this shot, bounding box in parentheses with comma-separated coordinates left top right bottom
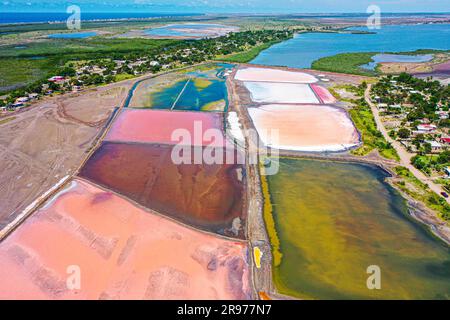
(440, 137, 450, 145)
(425, 140, 442, 152)
(15, 97, 29, 104)
(445, 167, 450, 178)
(48, 76, 65, 83)
(417, 124, 437, 133)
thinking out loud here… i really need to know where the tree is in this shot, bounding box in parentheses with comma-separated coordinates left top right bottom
(397, 128, 411, 139)
(423, 142, 432, 155)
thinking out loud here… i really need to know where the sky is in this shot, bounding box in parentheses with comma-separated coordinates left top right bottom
(0, 0, 449, 13)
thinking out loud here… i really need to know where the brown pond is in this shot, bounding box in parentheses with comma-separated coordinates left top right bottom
(78, 142, 246, 239)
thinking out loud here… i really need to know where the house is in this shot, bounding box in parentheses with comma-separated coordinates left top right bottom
(28, 93, 39, 99)
(436, 111, 449, 119)
(12, 102, 23, 108)
(425, 140, 443, 152)
(48, 76, 65, 82)
(444, 167, 450, 178)
(440, 137, 450, 145)
(417, 124, 437, 133)
(149, 61, 160, 67)
(15, 97, 29, 104)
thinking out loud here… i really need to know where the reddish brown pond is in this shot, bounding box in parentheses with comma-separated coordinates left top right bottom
(78, 142, 246, 239)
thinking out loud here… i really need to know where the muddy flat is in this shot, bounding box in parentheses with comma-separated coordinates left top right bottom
(0, 81, 132, 229)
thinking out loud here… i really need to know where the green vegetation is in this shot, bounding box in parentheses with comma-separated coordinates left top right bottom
(333, 83, 399, 160)
(0, 38, 176, 59)
(0, 57, 59, 92)
(312, 49, 450, 76)
(219, 40, 281, 63)
(311, 52, 376, 76)
(1, 29, 293, 96)
(394, 166, 450, 222)
(350, 103, 399, 160)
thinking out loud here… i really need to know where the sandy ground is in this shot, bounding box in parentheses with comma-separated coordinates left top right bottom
(248, 104, 360, 152)
(0, 178, 251, 300)
(106, 109, 225, 146)
(0, 81, 131, 230)
(243, 82, 319, 104)
(235, 67, 318, 84)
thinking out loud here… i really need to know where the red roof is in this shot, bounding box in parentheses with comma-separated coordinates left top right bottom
(441, 138, 450, 143)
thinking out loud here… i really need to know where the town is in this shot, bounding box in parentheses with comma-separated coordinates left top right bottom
(0, 29, 293, 111)
(370, 73, 450, 190)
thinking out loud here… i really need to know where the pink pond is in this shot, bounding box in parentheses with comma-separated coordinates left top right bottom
(248, 104, 360, 152)
(234, 67, 318, 84)
(311, 84, 337, 104)
(106, 109, 225, 147)
(0, 179, 251, 300)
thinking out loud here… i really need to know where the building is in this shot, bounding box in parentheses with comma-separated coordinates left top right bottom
(417, 124, 437, 133)
(441, 137, 450, 145)
(48, 76, 65, 82)
(425, 140, 443, 152)
(15, 97, 29, 104)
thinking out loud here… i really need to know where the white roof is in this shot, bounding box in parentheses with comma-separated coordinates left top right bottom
(425, 140, 442, 148)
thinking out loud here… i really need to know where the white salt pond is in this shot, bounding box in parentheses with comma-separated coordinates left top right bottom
(244, 82, 320, 104)
(248, 104, 360, 152)
(235, 67, 318, 84)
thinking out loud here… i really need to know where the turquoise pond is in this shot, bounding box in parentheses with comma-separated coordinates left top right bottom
(48, 32, 97, 39)
(251, 24, 450, 69)
(128, 63, 233, 111)
(150, 77, 228, 111)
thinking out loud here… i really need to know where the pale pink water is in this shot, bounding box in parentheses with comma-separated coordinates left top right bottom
(0, 179, 251, 300)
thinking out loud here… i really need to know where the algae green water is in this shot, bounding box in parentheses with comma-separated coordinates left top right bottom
(146, 63, 230, 111)
(264, 158, 450, 299)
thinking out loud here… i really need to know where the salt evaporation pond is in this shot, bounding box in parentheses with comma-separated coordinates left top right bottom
(252, 24, 450, 68)
(263, 158, 450, 299)
(361, 53, 434, 70)
(243, 82, 320, 104)
(145, 23, 237, 39)
(106, 109, 225, 146)
(0, 178, 251, 299)
(48, 31, 97, 39)
(79, 142, 246, 239)
(248, 104, 359, 152)
(129, 64, 230, 111)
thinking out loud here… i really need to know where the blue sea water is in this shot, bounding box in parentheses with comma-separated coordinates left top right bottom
(48, 31, 98, 39)
(0, 12, 198, 24)
(251, 24, 450, 69)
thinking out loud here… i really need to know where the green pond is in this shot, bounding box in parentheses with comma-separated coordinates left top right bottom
(147, 64, 231, 112)
(264, 158, 450, 300)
